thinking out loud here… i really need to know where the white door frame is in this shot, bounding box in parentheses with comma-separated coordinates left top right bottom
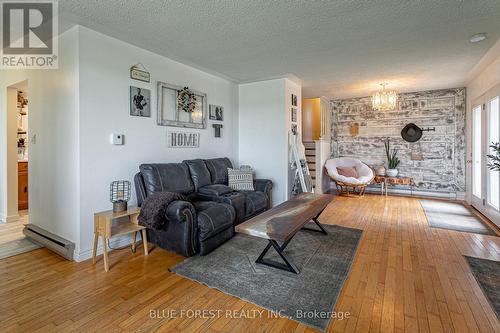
(470, 83, 500, 227)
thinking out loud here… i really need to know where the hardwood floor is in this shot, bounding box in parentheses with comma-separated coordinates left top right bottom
(0, 210, 28, 245)
(1, 195, 499, 332)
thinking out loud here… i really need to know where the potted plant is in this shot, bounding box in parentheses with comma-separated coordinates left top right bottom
(384, 138, 400, 177)
(487, 142, 500, 172)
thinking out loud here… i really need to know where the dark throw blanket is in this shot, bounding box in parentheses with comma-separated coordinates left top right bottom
(138, 192, 188, 230)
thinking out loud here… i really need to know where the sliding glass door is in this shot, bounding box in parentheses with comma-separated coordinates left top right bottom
(471, 88, 500, 226)
(472, 105, 482, 202)
(487, 97, 499, 210)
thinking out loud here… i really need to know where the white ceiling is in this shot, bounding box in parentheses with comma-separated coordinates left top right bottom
(59, 0, 500, 99)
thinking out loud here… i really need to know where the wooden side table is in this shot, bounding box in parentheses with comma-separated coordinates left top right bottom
(92, 206, 148, 271)
(373, 175, 414, 196)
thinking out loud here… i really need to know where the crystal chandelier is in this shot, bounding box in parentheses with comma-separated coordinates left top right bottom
(372, 83, 397, 111)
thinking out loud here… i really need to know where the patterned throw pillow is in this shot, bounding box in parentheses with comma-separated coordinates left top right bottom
(228, 168, 255, 191)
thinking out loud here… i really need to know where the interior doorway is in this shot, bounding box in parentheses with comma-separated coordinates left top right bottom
(0, 81, 39, 259)
(471, 84, 500, 227)
(301, 97, 331, 193)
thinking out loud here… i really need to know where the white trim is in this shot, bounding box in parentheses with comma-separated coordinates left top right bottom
(74, 234, 134, 262)
(467, 83, 500, 227)
(364, 187, 464, 200)
(239, 73, 303, 86)
(0, 213, 20, 223)
(466, 38, 500, 85)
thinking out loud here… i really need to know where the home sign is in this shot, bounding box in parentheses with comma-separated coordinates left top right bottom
(167, 131, 200, 148)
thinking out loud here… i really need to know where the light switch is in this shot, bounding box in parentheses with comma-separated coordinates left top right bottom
(110, 133, 124, 145)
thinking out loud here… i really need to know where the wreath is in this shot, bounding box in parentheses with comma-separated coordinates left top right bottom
(177, 87, 196, 113)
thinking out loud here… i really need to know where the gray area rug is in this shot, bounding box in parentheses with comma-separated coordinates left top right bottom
(0, 237, 41, 260)
(420, 199, 497, 236)
(170, 224, 363, 331)
(465, 256, 500, 320)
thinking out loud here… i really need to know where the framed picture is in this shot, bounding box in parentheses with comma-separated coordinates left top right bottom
(130, 86, 151, 117)
(291, 108, 297, 122)
(291, 94, 297, 107)
(157, 82, 207, 129)
(209, 104, 224, 121)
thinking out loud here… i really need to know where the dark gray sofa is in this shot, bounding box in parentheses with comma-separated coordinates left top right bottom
(134, 157, 272, 257)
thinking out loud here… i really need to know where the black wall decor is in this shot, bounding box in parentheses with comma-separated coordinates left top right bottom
(213, 124, 223, 138)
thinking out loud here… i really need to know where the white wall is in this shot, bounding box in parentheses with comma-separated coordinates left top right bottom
(0, 27, 81, 248)
(4, 88, 19, 222)
(239, 78, 301, 205)
(76, 27, 239, 260)
(285, 79, 302, 196)
(466, 39, 500, 203)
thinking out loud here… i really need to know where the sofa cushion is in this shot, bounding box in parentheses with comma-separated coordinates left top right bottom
(184, 159, 212, 191)
(205, 158, 233, 184)
(196, 203, 235, 241)
(198, 184, 233, 196)
(241, 191, 268, 216)
(139, 163, 194, 195)
(192, 200, 219, 212)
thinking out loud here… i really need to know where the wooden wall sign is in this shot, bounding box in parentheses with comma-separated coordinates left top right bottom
(350, 122, 359, 136)
(167, 131, 200, 148)
(212, 124, 223, 137)
(130, 66, 150, 82)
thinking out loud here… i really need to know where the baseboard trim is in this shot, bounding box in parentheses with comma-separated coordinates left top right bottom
(0, 214, 20, 223)
(74, 234, 134, 262)
(363, 187, 464, 199)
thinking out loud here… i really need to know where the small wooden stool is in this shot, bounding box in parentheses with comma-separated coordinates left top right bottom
(92, 206, 148, 271)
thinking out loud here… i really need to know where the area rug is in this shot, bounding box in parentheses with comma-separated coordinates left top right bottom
(420, 199, 497, 236)
(0, 237, 41, 260)
(170, 224, 363, 331)
(465, 256, 500, 319)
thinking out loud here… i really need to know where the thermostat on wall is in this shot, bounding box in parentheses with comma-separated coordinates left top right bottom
(110, 133, 124, 145)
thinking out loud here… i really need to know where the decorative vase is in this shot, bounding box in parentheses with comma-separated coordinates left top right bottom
(376, 165, 386, 176)
(387, 169, 398, 177)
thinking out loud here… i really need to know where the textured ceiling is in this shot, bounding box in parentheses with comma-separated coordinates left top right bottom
(59, 0, 500, 98)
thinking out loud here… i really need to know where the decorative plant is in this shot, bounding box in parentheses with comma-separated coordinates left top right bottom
(487, 142, 500, 172)
(177, 87, 196, 113)
(384, 138, 400, 169)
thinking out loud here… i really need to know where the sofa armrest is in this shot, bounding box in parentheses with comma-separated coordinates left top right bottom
(157, 200, 198, 256)
(164, 200, 197, 225)
(254, 179, 272, 193)
(134, 172, 147, 207)
(254, 179, 273, 208)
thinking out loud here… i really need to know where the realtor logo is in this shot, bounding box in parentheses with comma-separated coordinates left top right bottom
(1, 0, 58, 69)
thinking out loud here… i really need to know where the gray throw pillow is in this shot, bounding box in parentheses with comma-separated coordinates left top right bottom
(228, 168, 254, 191)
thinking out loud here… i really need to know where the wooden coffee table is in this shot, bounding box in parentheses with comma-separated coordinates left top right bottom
(235, 193, 333, 274)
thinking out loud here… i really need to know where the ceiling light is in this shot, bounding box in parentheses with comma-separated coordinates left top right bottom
(470, 33, 487, 43)
(372, 83, 397, 111)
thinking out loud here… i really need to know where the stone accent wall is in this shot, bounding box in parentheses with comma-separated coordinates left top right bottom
(330, 88, 466, 193)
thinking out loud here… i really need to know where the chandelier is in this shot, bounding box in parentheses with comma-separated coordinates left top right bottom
(372, 83, 397, 111)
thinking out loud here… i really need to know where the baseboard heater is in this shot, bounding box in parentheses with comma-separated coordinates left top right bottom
(23, 224, 75, 261)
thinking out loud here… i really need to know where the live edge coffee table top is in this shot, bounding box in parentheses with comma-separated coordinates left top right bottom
(235, 193, 334, 242)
